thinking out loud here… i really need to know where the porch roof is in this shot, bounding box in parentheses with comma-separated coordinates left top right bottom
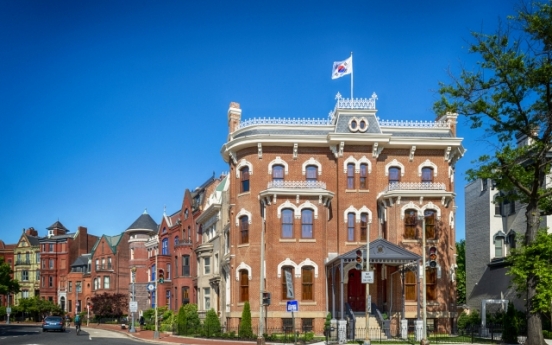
(326, 238, 421, 267)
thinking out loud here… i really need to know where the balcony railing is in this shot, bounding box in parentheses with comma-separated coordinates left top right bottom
(267, 180, 327, 189)
(15, 260, 31, 265)
(383, 182, 446, 192)
(175, 239, 193, 247)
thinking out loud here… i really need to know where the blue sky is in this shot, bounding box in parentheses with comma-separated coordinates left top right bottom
(0, 0, 519, 245)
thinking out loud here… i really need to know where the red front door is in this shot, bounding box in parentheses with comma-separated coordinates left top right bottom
(347, 269, 365, 312)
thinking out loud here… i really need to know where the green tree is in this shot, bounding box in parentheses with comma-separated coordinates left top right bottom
(456, 240, 466, 305)
(238, 301, 253, 339)
(0, 258, 20, 298)
(175, 304, 201, 335)
(434, 2, 552, 344)
(202, 308, 221, 337)
(503, 302, 520, 343)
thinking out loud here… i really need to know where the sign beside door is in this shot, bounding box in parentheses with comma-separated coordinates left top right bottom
(361, 271, 374, 284)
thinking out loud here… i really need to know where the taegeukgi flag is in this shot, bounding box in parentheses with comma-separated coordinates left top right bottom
(332, 56, 353, 79)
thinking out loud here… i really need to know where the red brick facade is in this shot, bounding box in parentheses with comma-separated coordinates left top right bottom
(221, 99, 463, 334)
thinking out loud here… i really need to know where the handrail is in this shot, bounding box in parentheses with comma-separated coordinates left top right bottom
(344, 302, 356, 340)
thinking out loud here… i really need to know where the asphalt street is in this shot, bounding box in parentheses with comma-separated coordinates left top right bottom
(0, 324, 139, 345)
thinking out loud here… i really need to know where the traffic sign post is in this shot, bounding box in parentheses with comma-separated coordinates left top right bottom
(286, 301, 299, 345)
(129, 301, 138, 313)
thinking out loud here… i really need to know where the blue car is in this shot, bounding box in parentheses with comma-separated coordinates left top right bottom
(42, 316, 66, 332)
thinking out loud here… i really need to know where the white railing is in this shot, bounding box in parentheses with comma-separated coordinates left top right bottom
(238, 117, 331, 129)
(267, 180, 327, 189)
(384, 182, 446, 192)
(334, 92, 378, 110)
(378, 119, 450, 128)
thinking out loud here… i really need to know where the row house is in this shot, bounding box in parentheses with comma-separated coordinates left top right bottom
(13, 228, 41, 304)
(39, 221, 98, 308)
(143, 175, 221, 317)
(220, 95, 464, 337)
(465, 133, 552, 314)
(195, 175, 230, 320)
(0, 240, 16, 307)
(126, 210, 159, 316)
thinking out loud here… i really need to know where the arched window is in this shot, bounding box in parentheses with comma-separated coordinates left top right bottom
(426, 268, 436, 300)
(421, 167, 433, 183)
(281, 209, 294, 238)
(281, 266, 294, 300)
(360, 163, 368, 189)
(301, 266, 314, 301)
(360, 213, 368, 242)
(240, 166, 250, 193)
(305, 165, 318, 183)
(389, 167, 401, 184)
(424, 210, 436, 239)
(239, 269, 249, 302)
(405, 271, 416, 301)
(240, 216, 249, 244)
(347, 163, 355, 189)
(301, 209, 314, 239)
(347, 213, 355, 241)
(273, 165, 285, 183)
(182, 255, 190, 276)
(404, 210, 417, 239)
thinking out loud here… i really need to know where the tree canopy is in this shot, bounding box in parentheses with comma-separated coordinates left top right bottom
(434, 2, 552, 344)
(0, 257, 19, 297)
(90, 292, 128, 318)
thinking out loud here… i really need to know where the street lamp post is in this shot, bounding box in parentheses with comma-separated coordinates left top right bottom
(257, 201, 266, 345)
(419, 214, 428, 344)
(6, 293, 10, 324)
(130, 267, 137, 333)
(364, 223, 371, 345)
(76, 282, 81, 316)
(153, 245, 159, 339)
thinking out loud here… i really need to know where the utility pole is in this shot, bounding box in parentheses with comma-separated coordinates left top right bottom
(364, 223, 370, 345)
(257, 201, 266, 345)
(420, 214, 428, 344)
(154, 242, 159, 339)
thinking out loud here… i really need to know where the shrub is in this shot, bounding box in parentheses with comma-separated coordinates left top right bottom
(502, 302, 519, 343)
(176, 304, 201, 336)
(238, 302, 254, 339)
(202, 309, 221, 337)
(457, 310, 480, 331)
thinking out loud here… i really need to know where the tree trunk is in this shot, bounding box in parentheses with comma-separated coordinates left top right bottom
(524, 201, 546, 345)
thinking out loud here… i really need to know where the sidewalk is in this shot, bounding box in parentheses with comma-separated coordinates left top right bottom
(84, 323, 325, 345)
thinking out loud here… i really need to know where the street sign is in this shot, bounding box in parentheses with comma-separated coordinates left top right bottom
(147, 283, 155, 292)
(284, 270, 294, 299)
(367, 295, 371, 313)
(6, 307, 11, 314)
(129, 301, 138, 313)
(361, 271, 374, 284)
(286, 300, 298, 312)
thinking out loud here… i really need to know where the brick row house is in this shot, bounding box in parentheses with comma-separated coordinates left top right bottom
(144, 175, 223, 318)
(219, 95, 464, 336)
(38, 221, 98, 311)
(0, 240, 16, 307)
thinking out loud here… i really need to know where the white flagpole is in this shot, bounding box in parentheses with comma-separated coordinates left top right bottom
(350, 52, 354, 101)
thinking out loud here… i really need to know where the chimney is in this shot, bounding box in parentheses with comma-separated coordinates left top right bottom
(25, 227, 38, 237)
(228, 102, 242, 136)
(438, 112, 458, 136)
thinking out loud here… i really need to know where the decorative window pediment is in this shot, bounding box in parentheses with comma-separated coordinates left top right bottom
(418, 159, 438, 177)
(277, 258, 299, 278)
(302, 157, 322, 175)
(268, 156, 289, 175)
(235, 159, 253, 178)
(235, 262, 252, 281)
(235, 208, 252, 226)
(385, 159, 405, 176)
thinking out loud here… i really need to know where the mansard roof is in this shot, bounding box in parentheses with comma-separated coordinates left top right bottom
(326, 238, 421, 267)
(126, 210, 158, 232)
